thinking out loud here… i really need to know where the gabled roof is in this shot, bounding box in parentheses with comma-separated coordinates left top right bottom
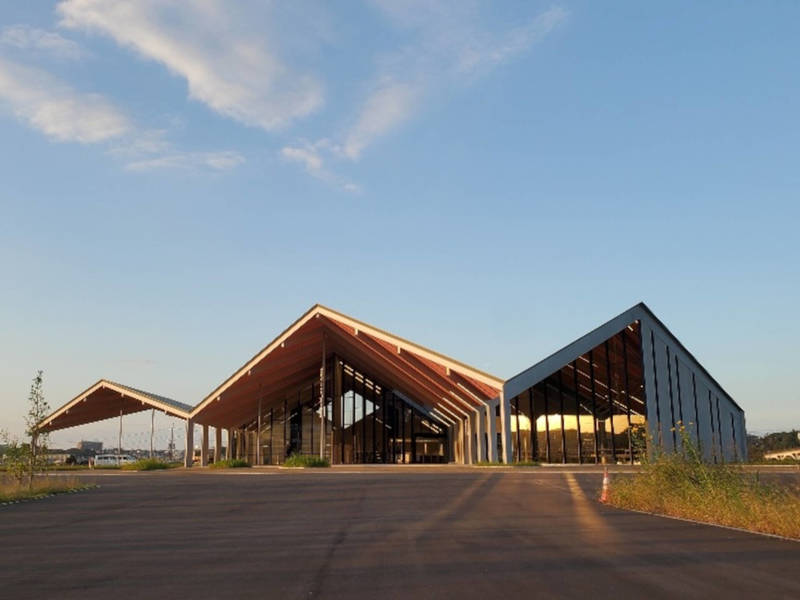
(191, 304, 504, 427)
(37, 379, 191, 433)
(503, 302, 742, 412)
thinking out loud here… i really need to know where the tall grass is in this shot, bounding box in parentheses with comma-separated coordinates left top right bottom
(208, 459, 250, 469)
(608, 424, 800, 539)
(120, 459, 175, 471)
(283, 454, 330, 468)
(0, 475, 92, 502)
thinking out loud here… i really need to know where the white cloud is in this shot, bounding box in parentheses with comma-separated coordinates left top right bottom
(125, 151, 245, 173)
(0, 57, 130, 143)
(281, 140, 360, 193)
(455, 7, 569, 75)
(0, 25, 85, 60)
(0, 58, 243, 173)
(57, 0, 323, 131)
(281, 145, 323, 173)
(336, 3, 568, 159)
(279, 3, 567, 190)
(342, 80, 420, 160)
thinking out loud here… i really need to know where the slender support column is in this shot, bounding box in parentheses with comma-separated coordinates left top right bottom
(150, 408, 155, 459)
(118, 409, 123, 456)
(475, 407, 487, 462)
(447, 425, 454, 463)
(319, 335, 327, 459)
(237, 428, 245, 458)
(464, 416, 473, 465)
(487, 400, 498, 462)
(214, 427, 222, 463)
(184, 418, 194, 468)
(201, 424, 209, 466)
(334, 358, 343, 464)
(499, 390, 512, 464)
(256, 394, 262, 466)
(226, 428, 233, 460)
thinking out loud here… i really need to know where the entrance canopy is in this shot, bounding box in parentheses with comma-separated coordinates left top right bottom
(37, 379, 191, 433)
(191, 304, 503, 429)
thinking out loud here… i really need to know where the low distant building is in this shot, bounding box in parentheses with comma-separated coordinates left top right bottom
(76, 440, 103, 453)
(764, 449, 800, 461)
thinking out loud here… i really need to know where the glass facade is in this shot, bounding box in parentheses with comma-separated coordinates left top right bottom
(509, 321, 647, 464)
(248, 356, 446, 465)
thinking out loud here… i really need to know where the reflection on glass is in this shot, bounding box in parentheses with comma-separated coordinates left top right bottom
(510, 320, 648, 464)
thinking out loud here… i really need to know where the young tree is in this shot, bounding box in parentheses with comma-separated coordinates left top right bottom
(0, 430, 28, 483)
(25, 371, 50, 488)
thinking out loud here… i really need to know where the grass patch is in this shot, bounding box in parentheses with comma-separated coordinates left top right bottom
(208, 459, 250, 469)
(0, 476, 94, 503)
(475, 460, 539, 467)
(1, 464, 92, 471)
(608, 427, 800, 539)
(283, 454, 330, 468)
(120, 459, 176, 471)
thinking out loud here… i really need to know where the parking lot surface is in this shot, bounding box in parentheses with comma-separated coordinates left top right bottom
(1, 467, 798, 599)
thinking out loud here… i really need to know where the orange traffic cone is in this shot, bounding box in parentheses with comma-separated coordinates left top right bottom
(599, 466, 610, 503)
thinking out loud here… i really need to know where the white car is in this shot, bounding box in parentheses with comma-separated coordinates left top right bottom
(93, 454, 136, 467)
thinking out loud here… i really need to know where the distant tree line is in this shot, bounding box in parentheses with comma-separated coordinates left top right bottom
(747, 430, 800, 460)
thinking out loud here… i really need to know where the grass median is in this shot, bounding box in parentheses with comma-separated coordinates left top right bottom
(0, 475, 94, 503)
(607, 425, 800, 540)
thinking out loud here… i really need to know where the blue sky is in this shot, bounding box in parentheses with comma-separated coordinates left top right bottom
(1, 1, 797, 449)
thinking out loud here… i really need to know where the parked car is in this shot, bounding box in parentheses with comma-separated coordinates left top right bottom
(92, 454, 136, 467)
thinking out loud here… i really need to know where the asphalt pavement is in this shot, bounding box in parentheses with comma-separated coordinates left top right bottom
(1, 467, 798, 599)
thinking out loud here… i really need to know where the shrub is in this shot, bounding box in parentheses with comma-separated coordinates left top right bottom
(283, 454, 330, 468)
(208, 459, 250, 469)
(121, 459, 172, 471)
(608, 423, 800, 539)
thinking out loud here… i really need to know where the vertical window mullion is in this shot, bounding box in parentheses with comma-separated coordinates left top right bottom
(604, 340, 616, 462)
(543, 381, 552, 463)
(528, 387, 536, 462)
(573, 361, 582, 464)
(666, 346, 677, 449)
(514, 395, 521, 462)
(621, 332, 633, 464)
(589, 349, 599, 463)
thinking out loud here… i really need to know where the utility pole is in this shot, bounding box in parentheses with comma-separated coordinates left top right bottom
(168, 424, 175, 461)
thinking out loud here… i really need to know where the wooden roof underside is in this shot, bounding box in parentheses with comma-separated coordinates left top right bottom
(38, 380, 191, 433)
(192, 309, 503, 429)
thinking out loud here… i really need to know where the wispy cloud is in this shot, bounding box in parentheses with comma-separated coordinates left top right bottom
(0, 24, 85, 60)
(281, 140, 361, 193)
(57, 0, 323, 131)
(343, 3, 569, 158)
(342, 80, 420, 160)
(124, 150, 245, 173)
(0, 57, 243, 173)
(280, 3, 567, 188)
(0, 57, 130, 143)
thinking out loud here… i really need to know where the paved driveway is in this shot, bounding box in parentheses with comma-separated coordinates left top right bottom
(1, 467, 798, 599)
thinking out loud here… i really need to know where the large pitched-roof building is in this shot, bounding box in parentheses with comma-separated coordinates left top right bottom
(37, 302, 746, 465)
